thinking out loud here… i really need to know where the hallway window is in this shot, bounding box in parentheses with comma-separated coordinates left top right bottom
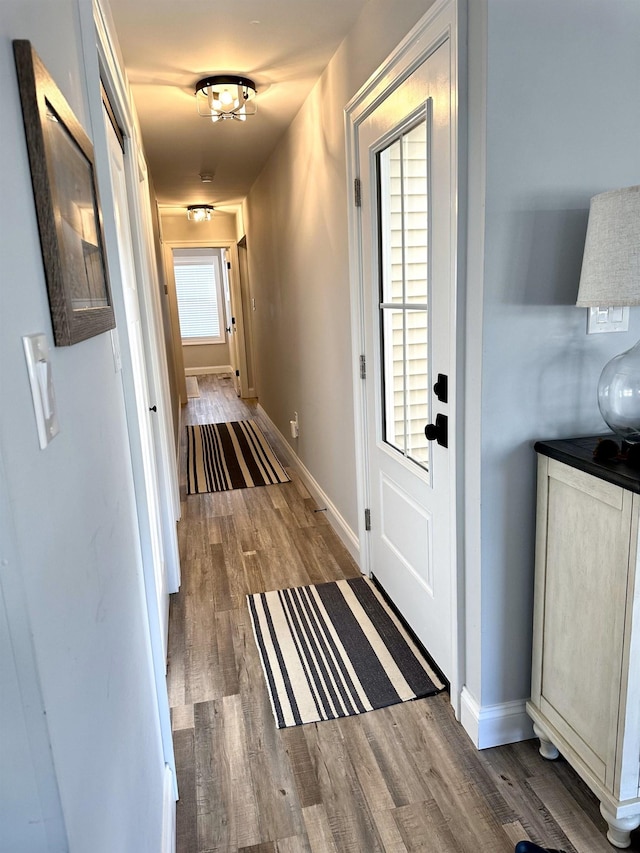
(173, 248, 225, 344)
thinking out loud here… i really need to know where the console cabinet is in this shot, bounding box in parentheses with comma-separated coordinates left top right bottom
(528, 438, 640, 848)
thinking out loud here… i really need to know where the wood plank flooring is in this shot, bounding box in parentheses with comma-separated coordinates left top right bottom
(168, 374, 635, 853)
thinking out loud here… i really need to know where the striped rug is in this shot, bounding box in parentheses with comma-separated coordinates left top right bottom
(186, 420, 290, 494)
(247, 576, 444, 728)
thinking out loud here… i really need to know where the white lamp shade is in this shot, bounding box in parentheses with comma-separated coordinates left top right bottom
(576, 184, 640, 307)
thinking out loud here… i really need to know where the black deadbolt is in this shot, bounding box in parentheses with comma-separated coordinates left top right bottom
(425, 413, 448, 448)
(434, 373, 448, 403)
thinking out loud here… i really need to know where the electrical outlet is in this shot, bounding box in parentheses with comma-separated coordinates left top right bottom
(290, 411, 299, 439)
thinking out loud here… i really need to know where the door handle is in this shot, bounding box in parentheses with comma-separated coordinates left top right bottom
(425, 414, 448, 448)
(149, 405, 157, 412)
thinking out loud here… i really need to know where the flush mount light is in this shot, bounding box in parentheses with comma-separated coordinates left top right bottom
(195, 74, 257, 122)
(186, 204, 214, 222)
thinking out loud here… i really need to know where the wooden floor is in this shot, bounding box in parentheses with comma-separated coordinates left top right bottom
(168, 374, 633, 853)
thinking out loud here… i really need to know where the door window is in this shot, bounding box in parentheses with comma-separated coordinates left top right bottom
(378, 114, 430, 469)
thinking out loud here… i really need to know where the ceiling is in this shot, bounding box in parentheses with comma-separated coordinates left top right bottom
(107, 0, 370, 211)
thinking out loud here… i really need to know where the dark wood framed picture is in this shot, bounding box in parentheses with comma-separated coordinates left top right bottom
(13, 40, 115, 346)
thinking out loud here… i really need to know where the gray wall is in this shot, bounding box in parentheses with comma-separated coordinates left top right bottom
(0, 1, 166, 849)
(469, 0, 640, 707)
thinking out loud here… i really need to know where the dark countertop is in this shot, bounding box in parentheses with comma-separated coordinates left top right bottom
(535, 435, 640, 494)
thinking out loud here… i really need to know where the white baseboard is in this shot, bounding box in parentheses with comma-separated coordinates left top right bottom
(257, 405, 360, 565)
(162, 764, 176, 853)
(184, 365, 233, 376)
(460, 686, 534, 749)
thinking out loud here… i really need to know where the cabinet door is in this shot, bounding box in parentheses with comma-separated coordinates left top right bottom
(536, 459, 631, 791)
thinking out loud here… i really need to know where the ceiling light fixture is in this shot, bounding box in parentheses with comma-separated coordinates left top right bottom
(195, 75, 257, 123)
(186, 204, 214, 222)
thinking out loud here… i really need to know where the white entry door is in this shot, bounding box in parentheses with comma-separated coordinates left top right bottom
(358, 39, 455, 679)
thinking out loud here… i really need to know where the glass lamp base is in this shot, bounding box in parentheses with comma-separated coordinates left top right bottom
(598, 338, 640, 443)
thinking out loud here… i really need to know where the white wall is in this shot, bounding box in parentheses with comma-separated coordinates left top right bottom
(243, 0, 438, 536)
(467, 0, 640, 709)
(0, 2, 166, 849)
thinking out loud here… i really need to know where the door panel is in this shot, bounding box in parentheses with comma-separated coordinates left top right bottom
(104, 109, 169, 659)
(380, 475, 434, 594)
(359, 41, 453, 678)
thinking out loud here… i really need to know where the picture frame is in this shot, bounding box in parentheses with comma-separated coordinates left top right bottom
(13, 40, 115, 346)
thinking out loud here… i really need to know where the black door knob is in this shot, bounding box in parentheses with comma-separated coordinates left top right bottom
(149, 405, 157, 412)
(424, 413, 448, 448)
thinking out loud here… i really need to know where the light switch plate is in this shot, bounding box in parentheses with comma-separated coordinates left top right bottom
(587, 305, 630, 334)
(23, 334, 59, 449)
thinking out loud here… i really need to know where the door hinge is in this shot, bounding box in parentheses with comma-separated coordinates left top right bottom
(364, 508, 371, 531)
(235, 369, 240, 377)
(227, 261, 231, 270)
(359, 354, 366, 379)
(354, 177, 362, 207)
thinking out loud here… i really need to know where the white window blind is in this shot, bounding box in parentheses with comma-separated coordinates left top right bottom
(173, 249, 225, 344)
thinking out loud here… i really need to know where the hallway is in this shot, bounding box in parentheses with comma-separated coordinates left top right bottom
(167, 376, 614, 853)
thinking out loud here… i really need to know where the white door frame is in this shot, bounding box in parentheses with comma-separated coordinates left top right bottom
(345, 0, 465, 714)
(164, 239, 251, 398)
(79, 0, 178, 795)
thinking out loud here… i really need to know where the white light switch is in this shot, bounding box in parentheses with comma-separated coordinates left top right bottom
(23, 334, 59, 449)
(587, 305, 630, 334)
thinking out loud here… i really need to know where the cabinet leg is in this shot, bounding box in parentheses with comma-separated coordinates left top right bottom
(600, 805, 640, 848)
(532, 723, 559, 760)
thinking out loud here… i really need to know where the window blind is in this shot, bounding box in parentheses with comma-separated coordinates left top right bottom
(173, 258, 222, 342)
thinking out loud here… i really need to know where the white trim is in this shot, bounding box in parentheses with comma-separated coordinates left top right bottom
(257, 405, 360, 564)
(345, 0, 464, 712)
(184, 365, 233, 376)
(460, 687, 534, 750)
(161, 764, 176, 853)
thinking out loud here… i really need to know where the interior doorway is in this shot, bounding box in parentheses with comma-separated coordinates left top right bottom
(164, 240, 251, 400)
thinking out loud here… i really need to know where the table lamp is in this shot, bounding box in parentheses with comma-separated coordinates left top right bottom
(576, 185, 640, 443)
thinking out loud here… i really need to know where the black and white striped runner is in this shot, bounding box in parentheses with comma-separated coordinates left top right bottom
(247, 576, 444, 728)
(186, 420, 290, 494)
